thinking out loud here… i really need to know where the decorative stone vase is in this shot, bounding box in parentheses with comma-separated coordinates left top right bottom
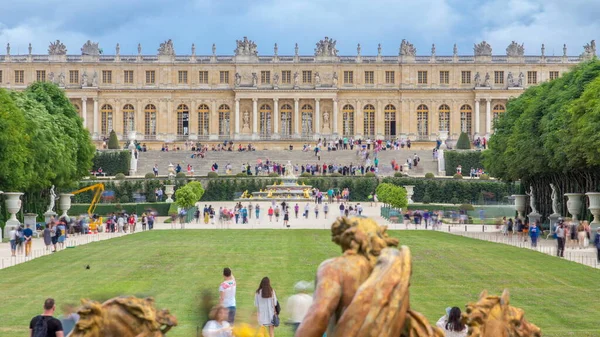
(404, 185, 415, 204)
(4, 192, 23, 239)
(127, 130, 137, 150)
(59, 193, 74, 219)
(512, 195, 527, 219)
(439, 131, 449, 150)
(165, 185, 175, 203)
(565, 193, 584, 223)
(585, 192, 600, 230)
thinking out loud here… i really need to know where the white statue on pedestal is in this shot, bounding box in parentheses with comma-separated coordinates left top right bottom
(47, 185, 57, 213)
(550, 183, 559, 215)
(526, 185, 538, 214)
(284, 161, 295, 178)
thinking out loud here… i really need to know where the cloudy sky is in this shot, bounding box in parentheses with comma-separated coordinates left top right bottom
(0, 0, 596, 56)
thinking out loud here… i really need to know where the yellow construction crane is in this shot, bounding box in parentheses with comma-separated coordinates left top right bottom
(70, 183, 105, 232)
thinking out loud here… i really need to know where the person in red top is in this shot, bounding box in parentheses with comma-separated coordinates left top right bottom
(322, 164, 327, 175)
(128, 215, 135, 233)
(268, 206, 274, 222)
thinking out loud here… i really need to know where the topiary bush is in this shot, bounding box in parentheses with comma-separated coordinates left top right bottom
(459, 204, 475, 211)
(480, 173, 490, 180)
(268, 172, 279, 177)
(176, 172, 187, 179)
(424, 172, 435, 179)
(114, 173, 126, 180)
(455, 132, 471, 149)
(331, 172, 343, 177)
(300, 172, 312, 177)
(119, 195, 130, 203)
(394, 172, 406, 177)
(421, 194, 431, 204)
(365, 172, 376, 177)
(145, 173, 155, 179)
(207, 172, 218, 178)
(107, 130, 120, 149)
(453, 173, 463, 179)
(236, 172, 248, 177)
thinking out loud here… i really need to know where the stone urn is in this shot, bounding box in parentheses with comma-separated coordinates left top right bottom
(4, 192, 23, 239)
(439, 131, 449, 150)
(404, 185, 415, 204)
(165, 185, 175, 203)
(512, 194, 527, 219)
(585, 192, 600, 232)
(127, 130, 137, 150)
(59, 193, 74, 219)
(565, 193, 584, 223)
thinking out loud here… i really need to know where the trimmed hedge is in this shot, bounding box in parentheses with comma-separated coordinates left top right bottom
(455, 132, 471, 149)
(108, 130, 120, 149)
(69, 202, 171, 216)
(444, 151, 483, 176)
(92, 150, 131, 176)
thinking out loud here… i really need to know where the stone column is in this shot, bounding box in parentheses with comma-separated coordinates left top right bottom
(252, 98, 258, 138)
(273, 98, 279, 136)
(210, 100, 218, 140)
(333, 99, 339, 136)
(136, 99, 144, 138)
(234, 98, 240, 138)
(294, 98, 300, 137)
(113, 100, 122, 139)
(166, 99, 173, 140)
(474, 98, 480, 138)
(485, 98, 491, 138)
(376, 99, 383, 139)
(355, 99, 362, 138)
(315, 98, 320, 137)
(93, 98, 99, 139)
(81, 97, 88, 129)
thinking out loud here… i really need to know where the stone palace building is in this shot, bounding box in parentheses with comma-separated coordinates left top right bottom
(0, 38, 596, 144)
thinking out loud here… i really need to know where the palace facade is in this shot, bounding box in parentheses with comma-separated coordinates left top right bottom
(0, 38, 596, 143)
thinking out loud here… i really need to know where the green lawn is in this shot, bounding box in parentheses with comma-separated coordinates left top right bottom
(1, 230, 599, 337)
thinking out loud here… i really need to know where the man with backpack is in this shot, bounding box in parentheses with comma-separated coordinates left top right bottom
(29, 298, 64, 337)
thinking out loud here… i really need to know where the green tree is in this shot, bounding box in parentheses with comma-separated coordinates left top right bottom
(376, 183, 408, 209)
(0, 89, 31, 191)
(175, 186, 198, 209)
(186, 181, 205, 200)
(455, 132, 471, 149)
(108, 130, 120, 149)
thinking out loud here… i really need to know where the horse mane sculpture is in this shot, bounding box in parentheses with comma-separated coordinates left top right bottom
(464, 289, 541, 337)
(69, 296, 177, 337)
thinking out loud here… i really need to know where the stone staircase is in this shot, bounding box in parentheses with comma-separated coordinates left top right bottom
(134, 148, 438, 177)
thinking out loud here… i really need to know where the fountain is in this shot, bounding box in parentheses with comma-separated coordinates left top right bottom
(236, 161, 313, 201)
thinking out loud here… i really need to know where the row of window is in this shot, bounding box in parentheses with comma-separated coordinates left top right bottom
(0, 69, 561, 86)
(94, 102, 505, 139)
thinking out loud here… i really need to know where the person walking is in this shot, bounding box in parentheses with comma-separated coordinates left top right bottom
(202, 306, 232, 337)
(323, 203, 329, 219)
(339, 203, 345, 217)
(304, 203, 310, 219)
(283, 210, 290, 228)
(285, 281, 313, 334)
(314, 204, 319, 219)
(529, 221, 540, 248)
(219, 267, 237, 324)
(8, 226, 17, 256)
(254, 277, 278, 337)
(577, 222, 587, 249)
(29, 298, 64, 337)
(274, 205, 280, 223)
(594, 227, 600, 263)
(43, 224, 52, 251)
(294, 204, 299, 218)
(268, 206, 274, 222)
(556, 222, 565, 257)
(255, 205, 260, 223)
(56, 221, 67, 250)
(23, 224, 34, 257)
(436, 307, 467, 337)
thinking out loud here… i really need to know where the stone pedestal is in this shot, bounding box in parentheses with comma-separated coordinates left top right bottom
(165, 185, 175, 203)
(512, 194, 527, 220)
(128, 131, 138, 176)
(24, 213, 37, 233)
(437, 148, 446, 176)
(403, 163, 409, 174)
(548, 213, 561, 232)
(404, 185, 415, 204)
(527, 212, 542, 227)
(44, 211, 58, 224)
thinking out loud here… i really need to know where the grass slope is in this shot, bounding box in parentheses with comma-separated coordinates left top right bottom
(0, 230, 599, 337)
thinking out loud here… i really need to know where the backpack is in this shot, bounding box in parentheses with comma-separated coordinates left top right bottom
(32, 315, 48, 337)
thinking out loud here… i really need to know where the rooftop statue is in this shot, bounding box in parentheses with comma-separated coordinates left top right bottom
(315, 36, 338, 57)
(235, 36, 258, 56)
(158, 39, 175, 56)
(474, 41, 492, 56)
(583, 40, 596, 58)
(48, 40, 67, 55)
(81, 40, 100, 56)
(400, 39, 416, 56)
(506, 41, 524, 57)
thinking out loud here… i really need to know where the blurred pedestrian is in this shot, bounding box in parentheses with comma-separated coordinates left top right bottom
(285, 281, 313, 333)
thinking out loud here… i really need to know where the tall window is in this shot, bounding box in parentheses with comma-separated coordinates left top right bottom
(219, 71, 229, 84)
(102, 70, 112, 84)
(178, 70, 188, 84)
(363, 104, 375, 137)
(344, 71, 354, 84)
(280, 104, 293, 139)
(494, 71, 504, 84)
(493, 104, 505, 121)
(527, 71, 537, 84)
(122, 104, 135, 135)
(384, 104, 396, 138)
(301, 104, 314, 138)
(14, 70, 24, 84)
(416, 104, 429, 138)
(282, 71, 291, 84)
(144, 104, 157, 139)
(342, 104, 355, 137)
(302, 71, 312, 84)
(218, 104, 231, 136)
(36, 70, 46, 82)
(176, 104, 190, 138)
(418, 71, 428, 84)
(261, 71, 271, 84)
(364, 71, 374, 84)
(461, 71, 471, 84)
(460, 104, 472, 135)
(0, 70, 3, 83)
(69, 70, 79, 84)
(199, 71, 208, 84)
(438, 104, 450, 132)
(259, 104, 272, 138)
(198, 104, 210, 138)
(100, 104, 113, 136)
(145, 70, 156, 84)
(439, 71, 449, 84)
(124, 70, 134, 84)
(385, 71, 395, 84)
(549, 71, 559, 80)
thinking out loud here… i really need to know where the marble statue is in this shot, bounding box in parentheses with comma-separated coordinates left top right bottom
(550, 183, 559, 215)
(293, 71, 299, 87)
(242, 111, 250, 128)
(356, 43, 361, 55)
(315, 37, 338, 57)
(234, 72, 241, 86)
(81, 40, 100, 56)
(137, 43, 142, 55)
(158, 39, 175, 56)
(6, 43, 9, 55)
(252, 73, 258, 87)
(541, 44, 545, 57)
(377, 43, 382, 56)
(483, 72, 491, 87)
(58, 72, 65, 87)
(92, 72, 98, 87)
(563, 44, 567, 57)
(234, 36, 258, 56)
(315, 72, 321, 86)
(28, 43, 32, 55)
(48, 40, 67, 55)
(81, 72, 88, 86)
(507, 72, 515, 87)
(212, 43, 216, 55)
(399, 39, 416, 56)
(116, 43, 120, 55)
(506, 41, 525, 57)
(332, 72, 338, 86)
(49, 72, 55, 83)
(47, 185, 57, 213)
(273, 43, 278, 56)
(191, 43, 195, 55)
(284, 161, 295, 177)
(474, 41, 492, 56)
(431, 43, 436, 56)
(453, 43, 458, 56)
(527, 186, 538, 214)
(295, 43, 299, 56)
(583, 40, 596, 58)
(474, 72, 481, 87)
(273, 73, 279, 86)
(518, 72, 524, 87)
(323, 110, 330, 126)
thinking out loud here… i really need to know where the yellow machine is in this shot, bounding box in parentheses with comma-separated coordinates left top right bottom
(70, 183, 105, 233)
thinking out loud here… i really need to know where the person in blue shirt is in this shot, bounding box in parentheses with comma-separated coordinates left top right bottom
(23, 224, 34, 257)
(529, 221, 540, 248)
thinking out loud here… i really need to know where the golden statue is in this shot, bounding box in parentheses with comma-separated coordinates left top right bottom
(69, 296, 177, 337)
(241, 190, 249, 198)
(302, 182, 306, 186)
(303, 188, 311, 199)
(464, 290, 541, 337)
(267, 189, 273, 198)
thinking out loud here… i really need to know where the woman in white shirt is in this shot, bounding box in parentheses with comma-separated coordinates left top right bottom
(255, 277, 277, 337)
(436, 307, 467, 337)
(202, 306, 232, 337)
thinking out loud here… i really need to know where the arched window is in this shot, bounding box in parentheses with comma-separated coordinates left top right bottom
(363, 104, 375, 138)
(342, 104, 354, 137)
(198, 104, 210, 138)
(280, 104, 292, 139)
(493, 104, 505, 120)
(144, 104, 157, 139)
(259, 104, 272, 138)
(100, 104, 113, 137)
(122, 104, 135, 135)
(384, 104, 396, 138)
(218, 104, 231, 137)
(416, 104, 429, 139)
(301, 104, 314, 138)
(177, 104, 190, 138)
(460, 104, 472, 135)
(438, 104, 450, 132)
